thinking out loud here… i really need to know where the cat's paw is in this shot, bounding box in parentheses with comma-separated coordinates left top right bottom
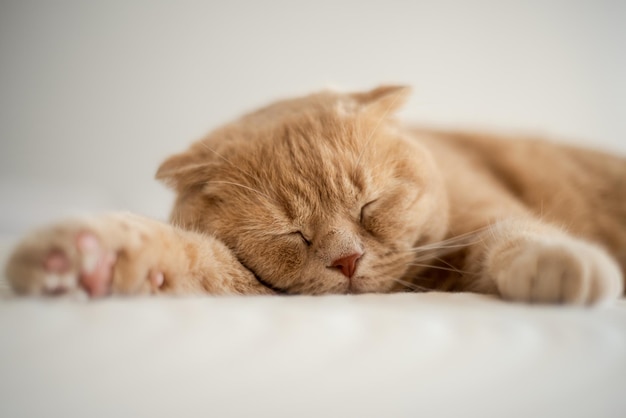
(487, 237, 623, 305)
(5, 214, 166, 298)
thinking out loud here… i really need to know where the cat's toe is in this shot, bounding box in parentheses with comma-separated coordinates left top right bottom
(586, 253, 623, 305)
(149, 271, 165, 288)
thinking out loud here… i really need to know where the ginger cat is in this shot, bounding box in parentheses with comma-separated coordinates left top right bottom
(5, 86, 626, 304)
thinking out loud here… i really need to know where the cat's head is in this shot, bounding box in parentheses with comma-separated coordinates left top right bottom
(157, 86, 449, 294)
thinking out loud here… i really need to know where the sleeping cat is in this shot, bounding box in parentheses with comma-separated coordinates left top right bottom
(5, 86, 626, 304)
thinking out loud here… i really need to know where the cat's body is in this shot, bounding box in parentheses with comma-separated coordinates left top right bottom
(5, 86, 626, 304)
(409, 129, 626, 294)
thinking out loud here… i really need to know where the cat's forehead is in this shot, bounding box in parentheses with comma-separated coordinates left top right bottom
(205, 121, 367, 218)
(253, 128, 364, 206)
(201, 91, 418, 220)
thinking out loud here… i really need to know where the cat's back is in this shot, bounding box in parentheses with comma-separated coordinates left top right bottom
(412, 128, 626, 268)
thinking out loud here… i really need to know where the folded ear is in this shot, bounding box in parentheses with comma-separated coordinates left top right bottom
(156, 150, 212, 190)
(350, 85, 412, 115)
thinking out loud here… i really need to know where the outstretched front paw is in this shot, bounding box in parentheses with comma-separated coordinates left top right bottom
(487, 237, 623, 305)
(5, 214, 166, 298)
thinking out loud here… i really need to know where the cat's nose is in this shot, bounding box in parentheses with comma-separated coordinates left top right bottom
(330, 252, 363, 278)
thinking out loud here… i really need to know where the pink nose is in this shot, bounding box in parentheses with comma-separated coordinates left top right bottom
(330, 252, 362, 278)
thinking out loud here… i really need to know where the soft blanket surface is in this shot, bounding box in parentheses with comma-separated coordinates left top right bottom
(1, 292, 626, 418)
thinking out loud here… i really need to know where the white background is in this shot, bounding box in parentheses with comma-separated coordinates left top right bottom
(1, 0, 624, 234)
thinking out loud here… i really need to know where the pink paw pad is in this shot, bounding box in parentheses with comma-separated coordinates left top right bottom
(76, 232, 115, 298)
(149, 271, 165, 288)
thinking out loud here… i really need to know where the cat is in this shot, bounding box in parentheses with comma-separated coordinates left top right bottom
(5, 85, 626, 304)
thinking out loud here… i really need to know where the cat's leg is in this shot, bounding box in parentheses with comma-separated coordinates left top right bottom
(467, 218, 623, 305)
(5, 212, 272, 297)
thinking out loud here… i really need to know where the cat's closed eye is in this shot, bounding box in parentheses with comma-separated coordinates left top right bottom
(359, 200, 378, 225)
(291, 231, 312, 247)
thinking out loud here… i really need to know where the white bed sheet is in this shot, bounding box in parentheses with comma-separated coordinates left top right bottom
(1, 242, 626, 418)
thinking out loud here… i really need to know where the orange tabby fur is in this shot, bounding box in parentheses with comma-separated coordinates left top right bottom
(5, 86, 626, 304)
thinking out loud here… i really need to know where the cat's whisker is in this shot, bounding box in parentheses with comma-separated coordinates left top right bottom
(400, 228, 490, 259)
(400, 248, 454, 265)
(205, 180, 274, 202)
(424, 226, 491, 245)
(405, 262, 475, 276)
(401, 242, 480, 261)
(392, 278, 431, 292)
(430, 255, 466, 272)
(411, 253, 451, 265)
(399, 237, 486, 264)
(408, 240, 483, 252)
(199, 142, 261, 185)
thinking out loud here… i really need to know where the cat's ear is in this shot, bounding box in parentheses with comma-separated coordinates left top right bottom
(350, 85, 412, 115)
(156, 150, 211, 190)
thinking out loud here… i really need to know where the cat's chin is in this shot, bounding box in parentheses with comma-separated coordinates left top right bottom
(340, 276, 388, 295)
(311, 278, 365, 295)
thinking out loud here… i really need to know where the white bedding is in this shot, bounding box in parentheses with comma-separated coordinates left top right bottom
(1, 241, 626, 418)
